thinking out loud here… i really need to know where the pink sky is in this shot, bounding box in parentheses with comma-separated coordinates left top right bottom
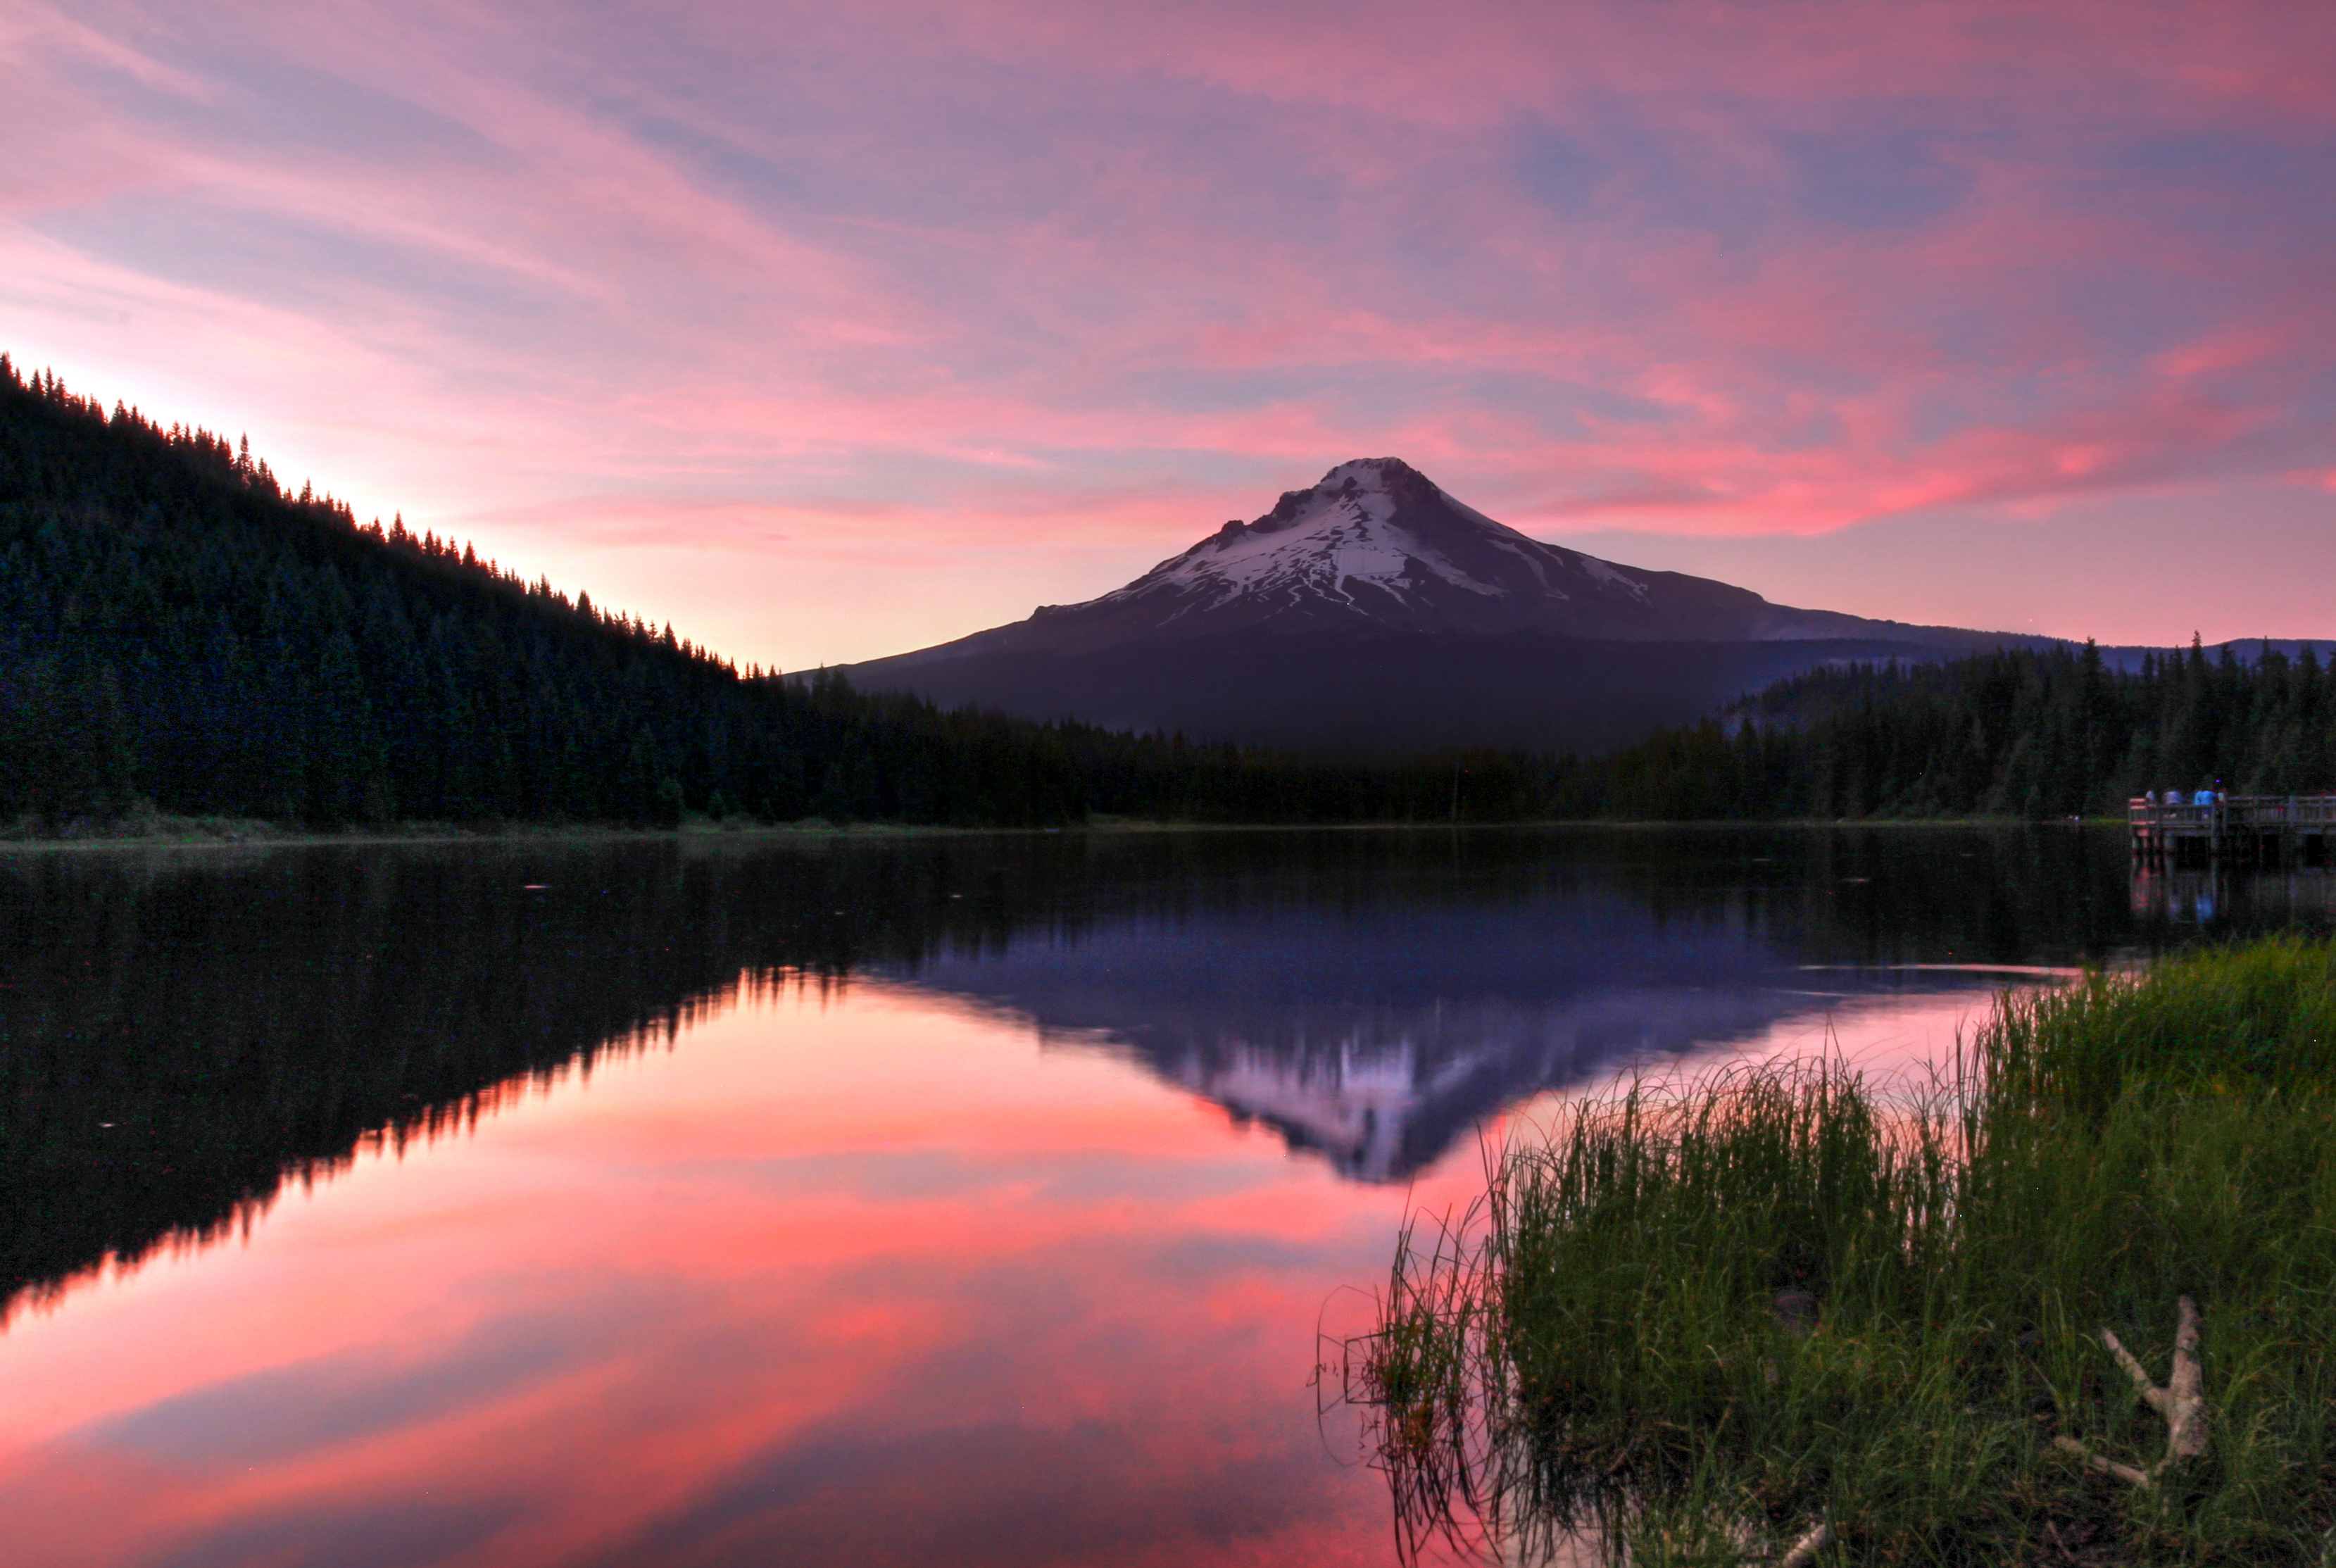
(5, 0, 2333, 669)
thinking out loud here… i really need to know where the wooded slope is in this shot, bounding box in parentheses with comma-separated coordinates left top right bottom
(0, 360, 1086, 827)
(6, 357, 2323, 829)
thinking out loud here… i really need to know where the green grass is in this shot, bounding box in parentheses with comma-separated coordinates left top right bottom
(1990, 935, 2336, 1114)
(1348, 936, 2336, 1565)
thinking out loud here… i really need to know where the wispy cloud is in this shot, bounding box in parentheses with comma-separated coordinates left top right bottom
(4, 0, 2332, 660)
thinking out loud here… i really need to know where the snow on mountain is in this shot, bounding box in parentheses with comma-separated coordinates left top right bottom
(1085, 456, 1664, 636)
(878, 456, 1923, 661)
(1107, 458, 1567, 612)
(834, 456, 2047, 751)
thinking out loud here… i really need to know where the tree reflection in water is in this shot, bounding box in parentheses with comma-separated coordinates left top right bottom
(0, 824, 2242, 1326)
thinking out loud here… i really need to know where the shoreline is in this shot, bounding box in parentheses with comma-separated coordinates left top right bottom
(0, 813, 2130, 854)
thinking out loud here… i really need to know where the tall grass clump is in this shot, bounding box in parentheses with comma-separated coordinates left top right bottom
(1347, 936, 2336, 1567)
(1988, 932, 2336, 1116)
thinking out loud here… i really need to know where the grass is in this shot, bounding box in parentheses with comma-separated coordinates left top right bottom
(1346, 936, 2336, 1565)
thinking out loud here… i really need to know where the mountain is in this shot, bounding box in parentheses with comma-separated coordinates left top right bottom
(839, 458, 2055, 753)
(881, 458, 1997, 651)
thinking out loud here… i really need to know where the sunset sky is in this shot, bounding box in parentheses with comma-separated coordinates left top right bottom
(6, 1, 2333, 671)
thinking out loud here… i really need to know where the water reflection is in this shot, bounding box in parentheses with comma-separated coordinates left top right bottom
(2130, 862, 2336, 927)
(1, 985, 1431, 1567)
(1, 827, 2322, 1567)
(0, 826, 2268, 1324)
(895, 906, 2042, 1182)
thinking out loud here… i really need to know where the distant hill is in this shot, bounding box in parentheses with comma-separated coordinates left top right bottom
(838, 458, 2070, 751)
(0, 358, 1086, 828)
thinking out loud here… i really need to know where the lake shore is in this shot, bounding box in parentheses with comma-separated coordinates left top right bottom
(0, 810, 2121, 853)
(1355, 934, 2336, 1567)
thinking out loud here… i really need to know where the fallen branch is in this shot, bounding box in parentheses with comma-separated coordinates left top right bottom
(1777, 1519, 1833, 1567)
(2052, 1438, 2153, 1488)
(2053, 1295, 2206, 1489)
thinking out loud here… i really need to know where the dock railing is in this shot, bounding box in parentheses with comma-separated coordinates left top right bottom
(2129, 794, 2336, 863)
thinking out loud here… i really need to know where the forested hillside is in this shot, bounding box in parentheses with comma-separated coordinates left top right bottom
(0, 360, 1103, 827)
(0, 360, 1543, 829)
(5, 356, 2326, 831)
(1574, 641, 2336, 820)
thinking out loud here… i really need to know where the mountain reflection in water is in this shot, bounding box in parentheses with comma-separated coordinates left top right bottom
(0, 825, 2302, 1322)
(895, 912, 1998, 1183)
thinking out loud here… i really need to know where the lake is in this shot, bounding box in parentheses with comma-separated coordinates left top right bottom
(1, 827, 2325, 1567)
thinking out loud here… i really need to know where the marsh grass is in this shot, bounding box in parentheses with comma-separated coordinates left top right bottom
(1345, 937, 2336, 1565)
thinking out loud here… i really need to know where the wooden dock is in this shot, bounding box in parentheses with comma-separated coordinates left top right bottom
(2128, 794, 2336, 867)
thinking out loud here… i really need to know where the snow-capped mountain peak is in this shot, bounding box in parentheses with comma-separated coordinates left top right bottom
(872, 456, 1902, 664)
(839, 455, 2045, 751)
(1084, 457, 1666, 636)
(1107, 458, 1512, 614)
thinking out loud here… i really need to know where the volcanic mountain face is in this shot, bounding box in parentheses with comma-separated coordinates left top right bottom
(1081, 457, 1686, 641)
(910, 458, 1909, 658)
(840, 458, 2047, 751)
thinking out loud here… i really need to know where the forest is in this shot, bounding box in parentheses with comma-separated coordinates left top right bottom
(1569, 639, 2336, 821)
(0, 358, 1564, 828)
(4, 356, 2329, 829)
(0, 358, 1084, 829)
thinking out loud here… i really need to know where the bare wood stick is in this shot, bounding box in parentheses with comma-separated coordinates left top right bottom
(2101, 1330, 2161, 1407)
(2056, 1296, 2207, 1488)
(2164, 1295, 2208, 1461)
(1777, 1520, 1832, 1567)
(2052, 1435, 2154, 1488)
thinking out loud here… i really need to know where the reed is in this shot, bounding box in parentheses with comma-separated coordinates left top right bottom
(1346, 936, 2336, 1565)
(1986, 932, 2336, 1115)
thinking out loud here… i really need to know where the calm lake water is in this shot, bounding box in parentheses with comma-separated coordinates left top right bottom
(1, 827, 2327, 1567)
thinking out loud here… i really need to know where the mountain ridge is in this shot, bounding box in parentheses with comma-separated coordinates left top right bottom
(881, 457, 2021, 665)
(839, 457, 2064, 751)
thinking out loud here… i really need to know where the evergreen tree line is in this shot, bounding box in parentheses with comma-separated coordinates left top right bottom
(1570, 640, 2336, 820)
(0, 360, 1108, 828)
(6, 356, 2325, 829)
(1, 360, 1573, 829)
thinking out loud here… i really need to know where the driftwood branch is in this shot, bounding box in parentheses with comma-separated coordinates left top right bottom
(1776, 1519, 1833, 1567)
(2053, 1295, 2206, 1489)
(2051, 1436, 2153, 1488)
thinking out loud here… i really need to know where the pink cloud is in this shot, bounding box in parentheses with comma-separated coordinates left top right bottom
(3, 0, 2332, 659)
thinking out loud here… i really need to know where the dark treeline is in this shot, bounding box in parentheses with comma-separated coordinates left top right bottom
(7, 356, 2326, 829)
(0, 360, 1095, 828)
(1076, 639, 2336, 825)
(0, 358, 1607, 829)
(1576, 641, 2336, 820)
